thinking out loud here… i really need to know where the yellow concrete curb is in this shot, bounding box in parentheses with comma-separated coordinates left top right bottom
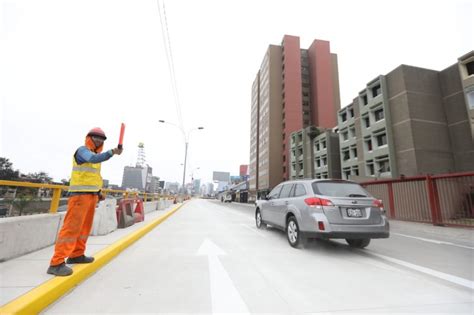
(0, 203, 185, 315)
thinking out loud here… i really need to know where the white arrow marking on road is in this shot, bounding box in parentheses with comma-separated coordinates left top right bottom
(197, 238, 249, 314)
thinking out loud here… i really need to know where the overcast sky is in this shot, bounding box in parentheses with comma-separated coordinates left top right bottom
(1, 0, 473, 186)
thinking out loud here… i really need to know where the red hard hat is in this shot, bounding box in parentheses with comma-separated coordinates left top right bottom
(87, 127, 107, 140)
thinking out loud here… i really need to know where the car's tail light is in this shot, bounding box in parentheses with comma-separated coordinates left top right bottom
(304, 197, 334, 207)
(373, 199, 384, 212)
(372, 199, 383, 208)
(317, 221, 325, 231)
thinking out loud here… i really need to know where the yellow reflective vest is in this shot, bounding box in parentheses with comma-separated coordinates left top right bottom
(68, 155, 103, 193)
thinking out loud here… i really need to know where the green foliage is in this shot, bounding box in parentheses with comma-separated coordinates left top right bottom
(0, 157, 20, 180)
(24, 171, 53, 183)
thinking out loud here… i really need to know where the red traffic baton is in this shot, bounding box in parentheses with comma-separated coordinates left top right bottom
(118, 123, 125, 149)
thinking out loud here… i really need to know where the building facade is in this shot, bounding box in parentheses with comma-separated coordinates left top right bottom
(337, 52, 474, 180)
(121, 165, 153, 191)
(249, 35, 340, 198)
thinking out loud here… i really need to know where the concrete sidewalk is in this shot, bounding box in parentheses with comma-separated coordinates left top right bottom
(389, 220, 474, 247)
(0, 203, 180, 308)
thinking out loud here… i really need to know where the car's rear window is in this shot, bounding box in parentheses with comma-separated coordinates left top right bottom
(312, 181, 369, 197)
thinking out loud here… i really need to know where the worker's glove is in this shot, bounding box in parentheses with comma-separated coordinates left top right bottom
(112, 147, 123, 155)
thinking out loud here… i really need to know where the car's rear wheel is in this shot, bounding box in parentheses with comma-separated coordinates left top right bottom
(286, 216, 303, 248)
(255, 209, 266, 229)
(346, 238, 371, 248)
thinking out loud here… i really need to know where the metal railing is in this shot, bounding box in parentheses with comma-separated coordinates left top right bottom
(361, 172, 474, 227)
(0, 180, 170, 215)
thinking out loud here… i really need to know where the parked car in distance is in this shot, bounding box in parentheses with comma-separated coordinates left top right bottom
(255, 179, 389, 248)
(223, 193, 232, 203)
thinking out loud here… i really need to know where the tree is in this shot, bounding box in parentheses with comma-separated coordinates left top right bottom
(0, 157, 20, 180)
(24, 171, 53, 183)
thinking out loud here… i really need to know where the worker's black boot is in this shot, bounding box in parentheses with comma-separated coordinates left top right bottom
(47, 263, 73, 276)
(66, 255, 95, 264)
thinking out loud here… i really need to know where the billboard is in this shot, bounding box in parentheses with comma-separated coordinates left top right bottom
(213, 171, 230, 182)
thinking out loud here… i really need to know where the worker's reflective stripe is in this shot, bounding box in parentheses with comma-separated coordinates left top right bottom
(72, 166, 100, 173)
(68, 185, 100, 191)
(56, 237, 77, 244)
(78, 235, 88, 240)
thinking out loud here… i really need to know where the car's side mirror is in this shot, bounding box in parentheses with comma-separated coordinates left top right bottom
(265, 195, 271, 200)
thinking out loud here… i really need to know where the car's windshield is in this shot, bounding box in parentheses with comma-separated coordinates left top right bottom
(312, 181, 369, 197)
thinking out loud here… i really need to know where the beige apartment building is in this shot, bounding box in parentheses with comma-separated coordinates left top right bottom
(337, 51, 474, 180)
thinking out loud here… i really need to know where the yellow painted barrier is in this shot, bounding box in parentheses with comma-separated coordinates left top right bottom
(0, 180, 168, 214)
(0, 202, 185, 315)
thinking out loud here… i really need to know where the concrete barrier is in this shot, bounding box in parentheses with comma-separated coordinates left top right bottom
(0, 213, 65, 262)
(91, 199, 118, 236)
(0, 200, 160, 262)
(144, 201, 158, 214)
(157, 199, 165, 210)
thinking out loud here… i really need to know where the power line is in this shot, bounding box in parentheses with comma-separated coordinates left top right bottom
(156, 0, 184, 132)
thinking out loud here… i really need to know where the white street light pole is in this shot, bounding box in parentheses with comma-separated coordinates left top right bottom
(158, 120, 204, 194)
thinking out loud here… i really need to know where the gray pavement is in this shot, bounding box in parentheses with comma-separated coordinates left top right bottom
(41, 199, 473, 314)
(0, 203, 178, 307)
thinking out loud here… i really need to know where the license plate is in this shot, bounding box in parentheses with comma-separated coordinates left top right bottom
(347, 208, 362, 217)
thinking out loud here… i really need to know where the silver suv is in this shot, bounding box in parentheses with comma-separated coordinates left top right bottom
(255, 179, 389, 248)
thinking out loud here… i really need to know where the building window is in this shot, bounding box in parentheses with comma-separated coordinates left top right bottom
(374, 108, 384, 121)
(467, 90, 474, 110)
(377, 159, 390, 173)
(342, 149, 350, 161)
(352, 166, 359, 176)
(350, 126, 356, 138)
(365, 138, 373, 151)
(316, 159, 321, 168)
(322, 141, 326, 149)
(367, 161, 375, 175)
(349, 108, 354, 118)
(342, 131, 349, 141)
(316, 143, 320, 151)
(363, 115, 370, 128)
(376, 133, 387, 147)
(351, 147, 357, 158)
(361, 94, 368, 105)
(343, 167, 351, 179)
(467, 61, 474, 76)
(372, 84, 381, 97)
(322, 156, 327, 166)
(340, 112, 347, 122)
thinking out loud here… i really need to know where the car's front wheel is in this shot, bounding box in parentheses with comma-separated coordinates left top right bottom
(255, 209, 266, 229)
(286, 216, 303, 248)
(346, 238, 371, 248)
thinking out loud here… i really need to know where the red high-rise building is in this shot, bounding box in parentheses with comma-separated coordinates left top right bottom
(249, 35, 340, 198)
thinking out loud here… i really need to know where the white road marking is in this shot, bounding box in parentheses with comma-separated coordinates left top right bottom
(197, 239, 249, 314)
(393, 233, 474, 250)
(240, 223, 268, 238)
(367, 251, 474, 290)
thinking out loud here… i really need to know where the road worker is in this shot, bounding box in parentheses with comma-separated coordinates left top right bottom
(47, 127, 123, 276)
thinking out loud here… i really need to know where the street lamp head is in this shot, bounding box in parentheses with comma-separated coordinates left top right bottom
(158, 120, 165, 123)
(198, 127, 204, 130)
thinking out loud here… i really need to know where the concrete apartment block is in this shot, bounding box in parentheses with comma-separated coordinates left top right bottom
(314, 130, 341, 179)
(339, 52, 474, 181)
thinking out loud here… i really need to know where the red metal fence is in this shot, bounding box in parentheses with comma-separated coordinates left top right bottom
(361, 172, 474, 228)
